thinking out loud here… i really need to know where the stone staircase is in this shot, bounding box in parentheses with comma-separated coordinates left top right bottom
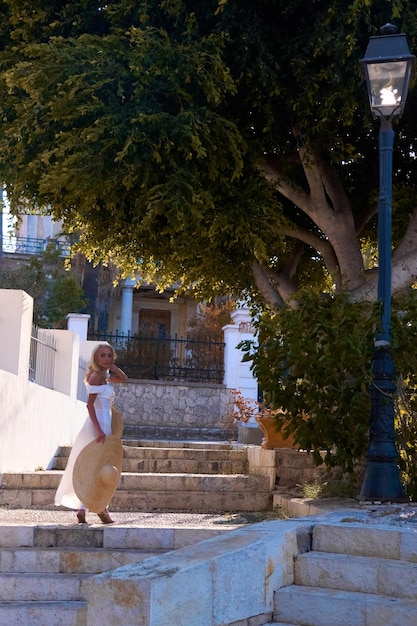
(0, 440, 273, 513)
(0, 518, 229, 625)
(260, 521, 417, 626)
(0, 438, 270, 624)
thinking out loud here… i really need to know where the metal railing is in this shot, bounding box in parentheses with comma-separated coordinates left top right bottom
(77, 357, 88, 402)
(88, 331, 225, 384)
(29, 326, 57, 389)
(2, 236, 70, 256)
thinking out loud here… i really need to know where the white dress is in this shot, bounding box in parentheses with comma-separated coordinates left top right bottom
(54, 383, 115, 510)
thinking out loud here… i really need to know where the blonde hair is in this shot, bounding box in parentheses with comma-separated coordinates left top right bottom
(84, 343, 117, 383)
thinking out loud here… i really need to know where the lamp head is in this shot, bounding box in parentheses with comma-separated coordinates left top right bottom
(360, 24, 415, 120)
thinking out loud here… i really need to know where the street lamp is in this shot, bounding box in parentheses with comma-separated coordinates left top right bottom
(359, 24, 415, 501)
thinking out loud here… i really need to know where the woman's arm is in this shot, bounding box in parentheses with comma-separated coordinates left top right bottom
(108, 364, 128, 383)
(86, 392, 106, 443)
(86, 371, 107, 443)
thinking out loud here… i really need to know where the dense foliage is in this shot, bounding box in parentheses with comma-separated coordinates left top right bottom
(241, 289, 417, 486)
(0, 246, 87, 327)
(0, 1, 417, 305)
(2, 1, 417, 488)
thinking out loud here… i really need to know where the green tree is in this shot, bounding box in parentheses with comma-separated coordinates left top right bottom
(0, 0, 416, 305)
(0, 245, 87, 327)
(2, 0, 417, 479)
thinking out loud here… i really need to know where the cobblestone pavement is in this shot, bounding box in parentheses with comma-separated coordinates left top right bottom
(2, 501, 417, 528)
(0, 507, 258, 528)
(341, 502, 417, 526)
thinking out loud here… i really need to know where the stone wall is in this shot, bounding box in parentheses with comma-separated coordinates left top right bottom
(114, 380, 236, 440)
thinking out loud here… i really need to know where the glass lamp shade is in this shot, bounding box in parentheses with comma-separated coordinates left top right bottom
(361, 29, 415, 119)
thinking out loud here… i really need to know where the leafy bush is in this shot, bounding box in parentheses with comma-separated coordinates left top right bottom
(242, 290, 417, 487)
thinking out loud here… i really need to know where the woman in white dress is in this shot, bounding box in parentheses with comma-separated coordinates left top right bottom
(55, 343, 128, 524)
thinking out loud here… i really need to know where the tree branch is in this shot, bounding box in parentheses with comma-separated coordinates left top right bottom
(250, 259, 297, 308)
(316, 153, 351, 215)
(281, 243, 304, 280)
(284, 225, 341, 288)
(354, 202, 378, 235)
(351, 248, 417, 303)
(393, 207, 417, 261)
(298, 146, 328, 210)
(256, 157, 310, 213)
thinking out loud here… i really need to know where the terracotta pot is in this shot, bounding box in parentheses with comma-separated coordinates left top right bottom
(255, 415, 295, 449)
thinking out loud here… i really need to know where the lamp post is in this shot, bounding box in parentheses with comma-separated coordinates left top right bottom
(359, 24, 415, 501)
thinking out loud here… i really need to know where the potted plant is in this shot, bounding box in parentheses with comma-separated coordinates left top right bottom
(232, 391, 295, 449)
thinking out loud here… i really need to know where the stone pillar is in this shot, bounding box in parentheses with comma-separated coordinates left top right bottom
(120, 277, 136, 335)
(223, 306, 262, 444)
(67, 313, 91, 340)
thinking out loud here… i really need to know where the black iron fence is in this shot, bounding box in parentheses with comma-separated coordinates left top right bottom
(87, 332, 225, 384)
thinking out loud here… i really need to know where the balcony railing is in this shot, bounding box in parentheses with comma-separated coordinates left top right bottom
(2, 236, 70, 256)
(88, 331, 225, 384)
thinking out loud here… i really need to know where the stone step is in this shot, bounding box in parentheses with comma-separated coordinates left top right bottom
(0, 471, 265, 491)
(121, 457, 249, 473)
(0, 572, 90, 601)
(0, 600, 87, 626)
(53, 443, 249, 474)
(273, 586, 417, 626)
(0, 523, 226, 552)
(0, 546, 164, 574)
(123, 439, 239, 449)
(0, 522, 230, 624)
(312, 522, 417, 561)
(294, 551, 417, 600)
(121, 425, 238, 441)
(0, 472, 271, 512)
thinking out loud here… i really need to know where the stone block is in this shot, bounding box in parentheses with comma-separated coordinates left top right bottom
(0, 600, 87, 625)
(33, 527, 104, 549)
(365, 595, 417, 626)
(103, 527, 174, 551)
(85, 520, 306, 626)
(275, 586, 366, 626)
(0, 525, 34, 548)
(1, 547, 60, 573)
(313, 523, 401, 559)
(295, 552, 378, 594)
(378, 558, 417, 600)
(0, 473, 25, 488)
(400, 529, 417, 562)
(22, 471, 60, 488)
(0, 572, 84, 601)
(60, 549, 159, 574)
(31, 489, 56, 507)
(172, 528, 226, 549)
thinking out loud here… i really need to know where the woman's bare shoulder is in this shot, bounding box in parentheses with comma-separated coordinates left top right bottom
(87, 371, 105, 386)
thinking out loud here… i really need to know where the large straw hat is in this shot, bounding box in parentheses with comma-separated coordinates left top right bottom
(111, 406, 124, 438)
(73, 435, 123, 513)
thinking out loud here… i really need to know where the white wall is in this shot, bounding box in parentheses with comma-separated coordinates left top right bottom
(0, 289, 86, 472)
(0, 291, 260, 472)
(0, 290, 32, 378)
(0, 372, 86, 471)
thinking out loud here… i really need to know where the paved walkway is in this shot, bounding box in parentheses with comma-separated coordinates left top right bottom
(0, 507, 254, 528)
(2, 499, 417, 528)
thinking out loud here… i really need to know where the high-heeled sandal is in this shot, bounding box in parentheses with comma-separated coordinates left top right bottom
(97, 510, 114, 524)
(76, 509, 86, 524)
